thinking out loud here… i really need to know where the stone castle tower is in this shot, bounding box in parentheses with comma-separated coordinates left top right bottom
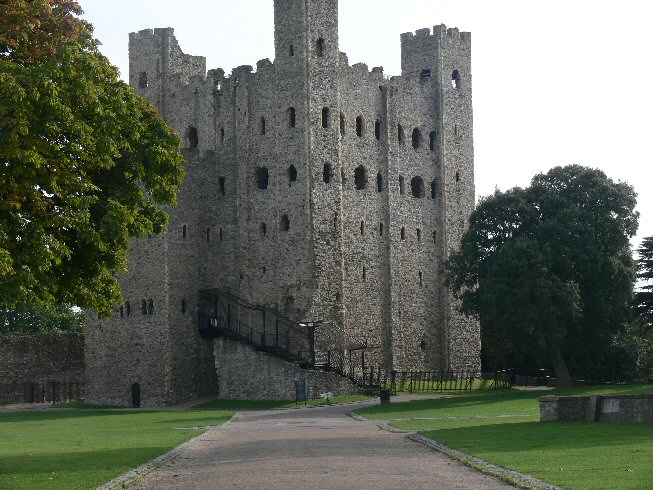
(85, 0, 480, 407)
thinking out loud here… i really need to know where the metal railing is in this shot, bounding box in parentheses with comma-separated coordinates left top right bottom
(0, 380, 83, 405)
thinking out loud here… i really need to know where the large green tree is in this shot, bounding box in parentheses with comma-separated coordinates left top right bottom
(447, 165, 638, 386)
(0, 1, 185, 315)
(635, 236, 653, 334)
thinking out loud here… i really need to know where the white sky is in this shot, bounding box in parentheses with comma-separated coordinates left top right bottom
(81, 0, 653, 247)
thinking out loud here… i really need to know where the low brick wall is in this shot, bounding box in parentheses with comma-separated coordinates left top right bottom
(213, 338, 363, 400)
(540, 394, 653, 423)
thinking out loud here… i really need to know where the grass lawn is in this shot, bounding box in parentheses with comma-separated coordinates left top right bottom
(193, 394, 372, 410)
(356, 384, 653, 489)
(0, 409, 233, 490)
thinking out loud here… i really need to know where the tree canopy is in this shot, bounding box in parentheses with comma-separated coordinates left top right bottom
(0, 302, 84, 333)
(447, 165, 638, 386)
(635, 236, 653, 334)
(0, 0, 185, 315)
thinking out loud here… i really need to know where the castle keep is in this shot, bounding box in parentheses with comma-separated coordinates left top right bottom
(85, 0, 480, 407)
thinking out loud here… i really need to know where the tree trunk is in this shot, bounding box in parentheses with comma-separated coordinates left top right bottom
(546, 334, 573, 388)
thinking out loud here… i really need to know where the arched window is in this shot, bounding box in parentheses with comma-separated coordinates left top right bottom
(412, 128, 422, 149)
(141, 299, 147, 315)
(187, 126, 198, 149)
(431, 180, 437, 199)
(356, 116, 363, 137)
(281, 214, 290, 232)
(376, 173, 383, 193)
(379, 223, 384, 236)
(354, 165, 367, 190)
(259, 222, 267, 237)
(411, 176, 425, 198)
(125, 301, 131, 317)
(456, 171, 461, 182)
(256, 167, 269, 190)
(287, 107, 296, 128)
(323, 163, 332, 183)
(260, 117, 266, 135)
(400, 227, 406, 240)
(399, 175, 405, 195)
(182, 225, 187, 238)
(374, 120, 381, 140)
(340, 113, 345, 135)
(322, 107, 330, 128)
(452, 70, 461, 89)
(207, 227, 211, 241)
(147, 299, 153, 315)
(138, 72, 148, 89)
(316, 38, 325, 57)
(219, 177, 225, 196)
(181, 299, 187, 314)
(416, 228, 422, 241)
(120, 306, 124, 318)
(288, 164, 297, 184)
(398, 124, 405, 145)
(429, 131, 437, 151)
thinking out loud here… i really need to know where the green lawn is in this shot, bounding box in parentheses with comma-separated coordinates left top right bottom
(0, 409, 233, 490)
(356, 385, 653, 489)
(193, 394, 372, 410)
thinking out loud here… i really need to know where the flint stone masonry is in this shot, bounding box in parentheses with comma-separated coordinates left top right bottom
(214, 338, 362, 400)
(0, 333, 84, 384)
(540, 395, 653, 423)
(85, 0, 480, 407)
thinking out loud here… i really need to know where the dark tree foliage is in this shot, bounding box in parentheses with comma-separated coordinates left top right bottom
(0, 1, 185, 315)
(447, 165, 638, 386)
(635, 236, 653, 335)
(0, 302, 84, 333)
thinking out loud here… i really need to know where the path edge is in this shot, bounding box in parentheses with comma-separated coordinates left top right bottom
(97, 413, 239, 490)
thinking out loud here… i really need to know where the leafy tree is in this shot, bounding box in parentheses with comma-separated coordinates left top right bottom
(0, 1, 185, 315)
(447, 165, 638, 387)
(0, 302, 84, 333)
(635, 236, 653, 334)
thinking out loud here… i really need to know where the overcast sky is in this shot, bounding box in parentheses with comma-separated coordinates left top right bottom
(81, 0, 653, 246)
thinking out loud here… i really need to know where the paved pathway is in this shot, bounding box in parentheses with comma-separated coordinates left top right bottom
(134, 400, 513, 490)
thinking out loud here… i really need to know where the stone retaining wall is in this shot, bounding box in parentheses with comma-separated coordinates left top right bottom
(540, 394, 653, 423)
(214, 338, 363, 400)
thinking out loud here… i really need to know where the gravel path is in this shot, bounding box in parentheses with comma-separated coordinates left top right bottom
(133, 401, 514, 490)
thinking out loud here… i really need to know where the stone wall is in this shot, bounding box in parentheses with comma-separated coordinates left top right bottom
(540, 394, 653, 423)
(0, 333, 84, 384)
(214, 338, 362, 400)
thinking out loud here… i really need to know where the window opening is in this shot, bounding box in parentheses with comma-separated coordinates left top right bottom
(260, 117, 266, 135)
(356, 116, 363, 137)
(141, 299, 147, 315)
(420, 69, 432, 79)
(429, 131, 437, 151)
(431, 180, 437, 199)
(219, 177, 225, 195)
(354, 165, 367, 190)
(219, 228, 223, 242)
(182, 225, 187, 238)
(125, 301, 131, 317)
(412, 128, 422, 149)
(187, 126, 198, 149)
(452, 69, 461, 89)
(288, 164, 298, 184)
(420, 339, 426, 351)
(417, 228, 422, 241)
(120, 306, 124, 318)
(323, 163, 332, 183)
(401, 227, 405, 240)
(340, 113, 345, 135)
(256, 167, 269, 190)
(289, 45, 294, 57)
(398, 124, 405, 145)
(360, 220, 365, 235)
(287, 107, 296, 128)
(147, 299, 153, 315)
(316, 38, 325, 57)
(259, 222, 267, 236)
(333, 213, 338, 230)
(376, 173, 383, 193)
(379, 223, 384, 236)
(335, 292, 341, 302)
(262, 267, 266, 275)
(455, 171, 461, 182)
(419, 271, 423, 286)
(322, 107, 330, 128)
(433, 230, 437, 243)
(454, 124, 458, 136)
(362, 265, 366, 281)
(207, 227, 211, 241)
(138, 72, 148, 89)
(281, 214, 290, 231)
(399, 175, 405, 195)
(375, 119, 381, 140)
(181, 299, 187, 314)
(411, 176, 425, 198)
(220, 127, 225, 144)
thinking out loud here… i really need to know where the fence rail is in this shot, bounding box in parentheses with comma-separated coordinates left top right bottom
(0, 380, 83, 405)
